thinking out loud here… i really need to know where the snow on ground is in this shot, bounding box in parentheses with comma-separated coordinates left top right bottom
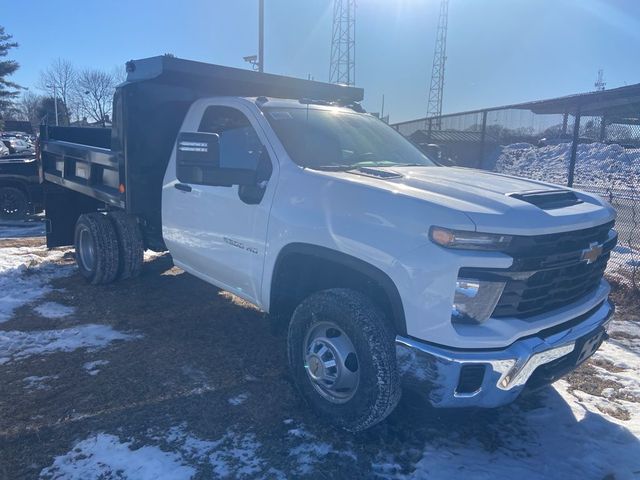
(39, 421, 356, 479)
(0, 324, 140, 365)
(0, 220, 46, 239)
(34, 301, 75, 319)
(0, 245, 73, 322)
(82, 359, 110, 376)
(23, 375, 59, 391)
(39, 433, 196, 480)
(228, 392, 249, 406)
(493, 141, 640, 189)
(609, 244, 640, 284)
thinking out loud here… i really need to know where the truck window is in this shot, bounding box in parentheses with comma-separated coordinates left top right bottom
(198, 106, 263, 171)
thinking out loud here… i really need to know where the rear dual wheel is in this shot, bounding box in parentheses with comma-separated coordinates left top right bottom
(74, 212, 144, 284)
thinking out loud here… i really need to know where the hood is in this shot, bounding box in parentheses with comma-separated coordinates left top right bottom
(326, 166, 616, 235)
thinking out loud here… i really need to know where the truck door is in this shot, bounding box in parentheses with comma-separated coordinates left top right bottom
(162, 101, 277, 306)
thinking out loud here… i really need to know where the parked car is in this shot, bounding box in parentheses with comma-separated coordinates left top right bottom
(0, 155, 42, 219)
(39, 56, 617, 432)
(0, 141, 10, 157)
(1, 137, 33, 154)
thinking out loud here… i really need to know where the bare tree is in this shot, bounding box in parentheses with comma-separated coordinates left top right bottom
(17, 90, 43, 130)
(111, 64, 127, 85)
(38, 58, 76, 124)
(75, 68, 116, 126)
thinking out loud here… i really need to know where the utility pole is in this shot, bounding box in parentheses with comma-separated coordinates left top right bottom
(243, 0, 265, 72)
(426, 0, 449, 129)
(329, 0, 356, 85)
(258, 0, 264, 72)
(46, 83, 59, 126)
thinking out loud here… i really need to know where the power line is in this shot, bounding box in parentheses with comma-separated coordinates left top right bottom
(329, 0, 356, 85)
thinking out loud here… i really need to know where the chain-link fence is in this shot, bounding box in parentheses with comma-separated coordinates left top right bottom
(393, 91, 640, 292)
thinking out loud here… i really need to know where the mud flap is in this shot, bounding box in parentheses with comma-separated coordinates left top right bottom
(44, 184, 101, 248)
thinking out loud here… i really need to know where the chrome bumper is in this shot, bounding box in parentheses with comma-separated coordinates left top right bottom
(395, 299, 614, 408)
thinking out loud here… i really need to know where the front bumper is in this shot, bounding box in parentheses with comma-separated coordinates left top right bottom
(395, 299, 614, 408)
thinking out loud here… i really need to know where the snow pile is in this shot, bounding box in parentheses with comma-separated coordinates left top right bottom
(39, 433, 195, 480)
(0, 246, 73, 322)
(0, 325, 139, 365)
(494, 142, 640, 189)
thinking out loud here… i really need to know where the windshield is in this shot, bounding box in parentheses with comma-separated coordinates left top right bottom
(264, 106, 437, 170)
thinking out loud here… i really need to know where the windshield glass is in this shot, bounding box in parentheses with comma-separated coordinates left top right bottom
(264, 106, 437, 170)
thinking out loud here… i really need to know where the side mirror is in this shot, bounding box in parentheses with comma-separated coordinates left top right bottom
(176, 132, 256, 187)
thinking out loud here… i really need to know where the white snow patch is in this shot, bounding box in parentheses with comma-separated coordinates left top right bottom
(0, 246, 73, 323)
(228, 392, 249, 406)
(289, 441, 334, 475)
(285, 422, 355, 475)
(34, 301, 75, 319)
(167, 425, 266, 478)
(39, 433, 195, 480)
(23, 375, 58, 391)
(0, 324, 139, 365)
(83, 359, 110, 376)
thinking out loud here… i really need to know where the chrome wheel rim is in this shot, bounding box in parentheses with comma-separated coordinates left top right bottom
(78, 227, 96, 272)
(304, 321, 360, 404)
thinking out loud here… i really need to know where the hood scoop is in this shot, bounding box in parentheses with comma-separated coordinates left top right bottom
(349, 167, 403, 180)
(507, 189, 583, 210)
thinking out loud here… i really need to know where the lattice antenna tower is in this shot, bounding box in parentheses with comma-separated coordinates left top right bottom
(595, 69, 606, 91)
(426, 0, 449, 128)
(329, 0, 356, 85)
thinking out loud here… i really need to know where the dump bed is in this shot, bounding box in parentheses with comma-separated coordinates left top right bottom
(40, 55, 364, 248)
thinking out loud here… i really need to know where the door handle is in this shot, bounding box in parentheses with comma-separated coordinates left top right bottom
(174, 183, 192, 192)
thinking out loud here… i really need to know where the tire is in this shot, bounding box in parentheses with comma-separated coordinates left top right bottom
(0, 187, 28, 220)
(287, 288, 401, 432)
(107, 211, 144, 280)
(74, 213, 120, 285)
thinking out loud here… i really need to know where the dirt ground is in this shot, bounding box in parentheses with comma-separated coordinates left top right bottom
(1, 235, 639, 479)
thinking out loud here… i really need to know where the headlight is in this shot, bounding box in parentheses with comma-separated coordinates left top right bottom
(430, 227, 512, 251)
(452, 278, 505, 324)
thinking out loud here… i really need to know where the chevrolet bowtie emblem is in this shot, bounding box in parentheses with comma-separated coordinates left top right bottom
(581, 242, 603, 264)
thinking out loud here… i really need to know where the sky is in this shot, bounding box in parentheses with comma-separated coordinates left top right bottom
(2, 0, 640, 123)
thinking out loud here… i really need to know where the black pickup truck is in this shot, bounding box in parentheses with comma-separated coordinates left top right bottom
(0, 155, 43, 219)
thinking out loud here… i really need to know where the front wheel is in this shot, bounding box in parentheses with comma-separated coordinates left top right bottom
(287, 288, 401, 432)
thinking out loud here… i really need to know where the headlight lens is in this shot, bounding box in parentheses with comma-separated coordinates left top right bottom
(452, 278, 505, 324)
(430, 227, 512, 251)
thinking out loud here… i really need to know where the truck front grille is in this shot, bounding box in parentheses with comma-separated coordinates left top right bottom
(460, 221, 617, 319)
